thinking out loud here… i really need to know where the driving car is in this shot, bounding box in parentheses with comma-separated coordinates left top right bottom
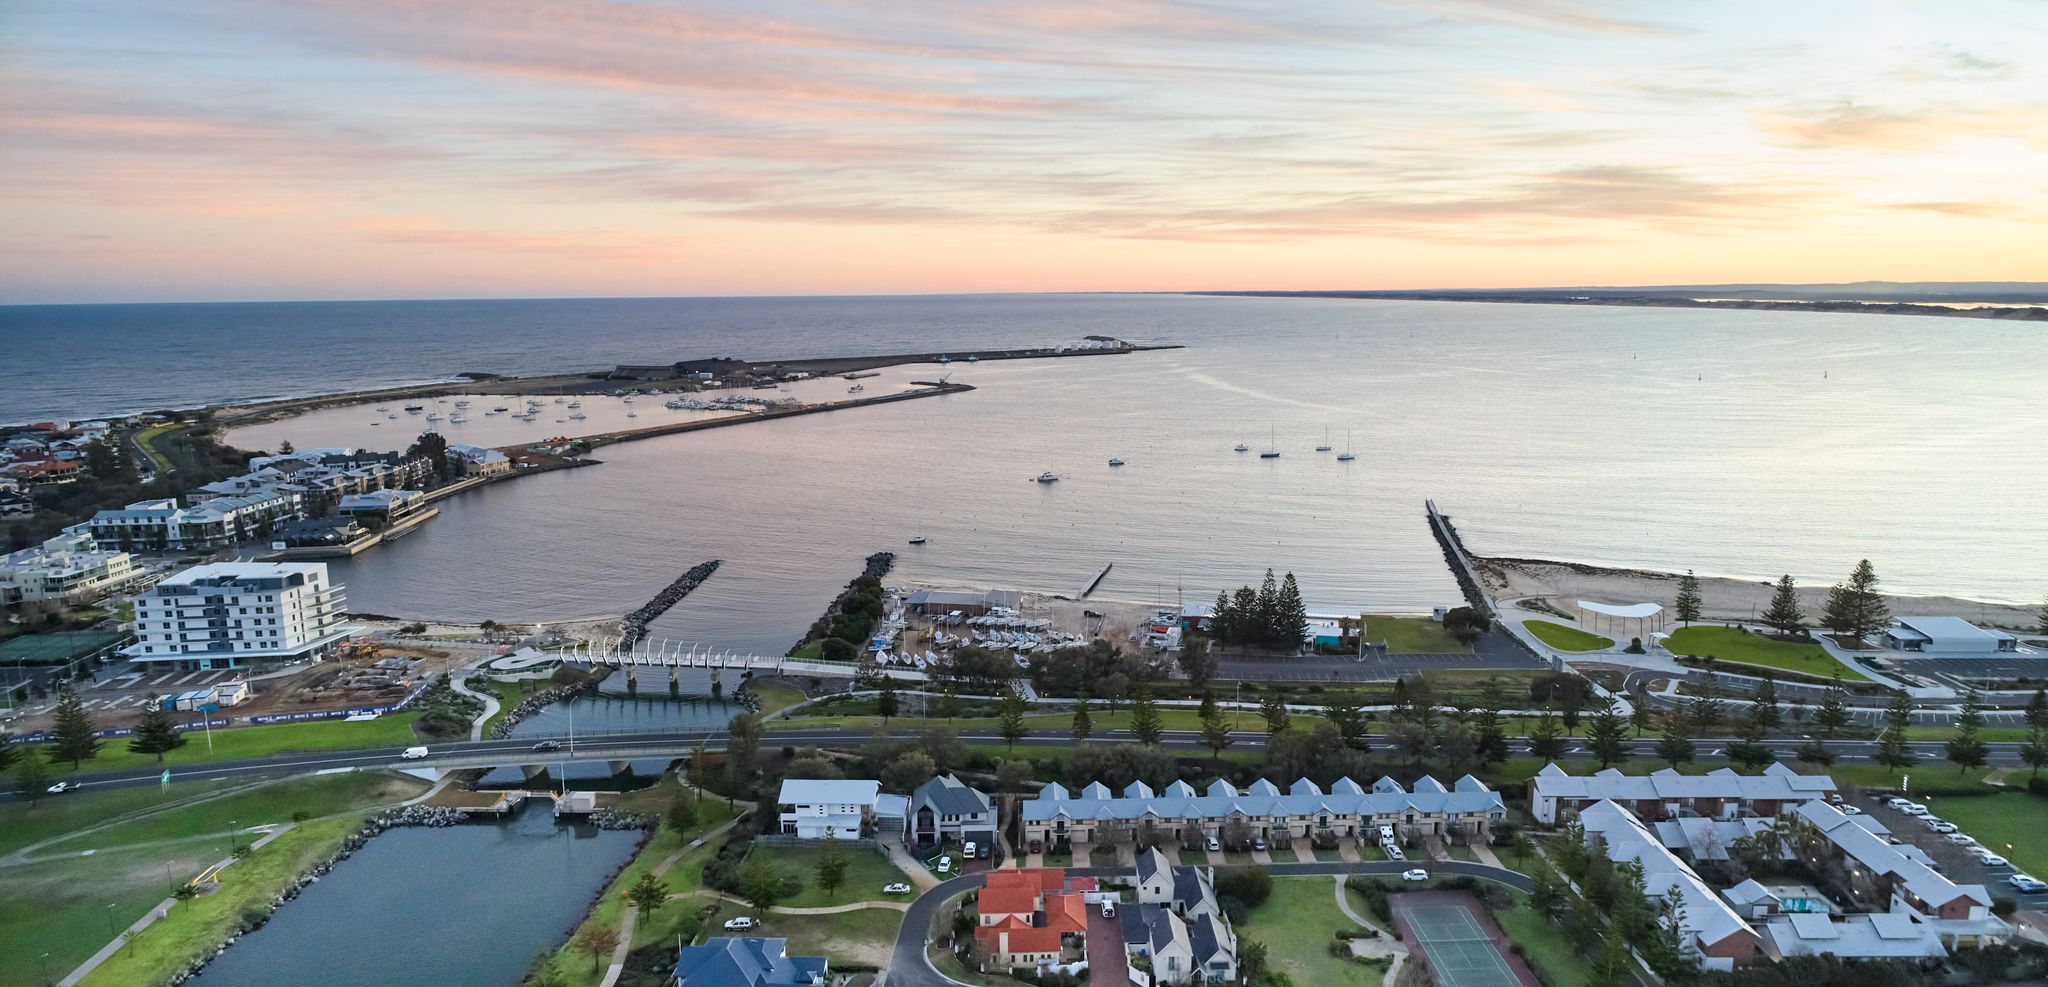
(46, 781, 78, 794)
(883, 883, 912, 895)
(723, 917, 755, 930)
(1402, 869, 1429, 882)
(530, 740, 562, 752)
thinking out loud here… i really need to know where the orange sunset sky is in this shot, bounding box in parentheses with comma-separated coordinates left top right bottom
(3, 0, 2045, 303)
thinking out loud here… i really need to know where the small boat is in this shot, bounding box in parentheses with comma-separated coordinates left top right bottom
(567, 401, 582, 409)
(967, 355, 980, 363)
(1233, 443, 1248, 452)
(1035, 471, 1059, 483)
(1316, 427, 1331, 452)
(404, 404, 424, 413)
(493, 406, 508, 413)
(376, 405, 389, 411)
(449, 415, 468, 423)
(1108, 457, 1125, 467)
(848, 384, 864, 393)
(385, 413, 396, 420)
(370, 421, 381, 426)
(1260, 426, 1279, 459)
(1337, 429, 1356, 461)
(553, 397, 566, 404)
(426, 414, 443, 421)
(569, 412, 586, 420)
(627, 411, 637, 418)
(908, 536, 927, 545)
(454, 400, 470, 407)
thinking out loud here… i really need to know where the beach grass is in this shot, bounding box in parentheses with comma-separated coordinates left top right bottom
(1523, 619, 1614, 652)
(1242, 877, 1387, 986)
(1664, 625, 1867, 681)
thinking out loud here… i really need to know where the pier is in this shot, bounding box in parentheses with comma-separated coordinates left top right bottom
(519, 380, 973, 456)
(1080, 562, 1113, 598)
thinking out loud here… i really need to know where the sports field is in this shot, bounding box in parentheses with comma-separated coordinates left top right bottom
(1393, 893, 1537, 987)
(0, 628, 124, 664)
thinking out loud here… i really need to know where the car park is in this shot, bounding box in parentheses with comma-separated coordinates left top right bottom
(1402, 869, 1429, 882)
(724, 917, 756, 930)
(883, 883, 912, 895)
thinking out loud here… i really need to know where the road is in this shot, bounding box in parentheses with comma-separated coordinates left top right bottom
(13, 725, 2034, 802)
(886, 860, 1533, 987)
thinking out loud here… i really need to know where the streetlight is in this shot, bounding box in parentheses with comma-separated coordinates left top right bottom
(105, 903, 117, 937)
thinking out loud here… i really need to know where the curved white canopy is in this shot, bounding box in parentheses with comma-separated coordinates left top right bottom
(1577, 600, 1663, 619)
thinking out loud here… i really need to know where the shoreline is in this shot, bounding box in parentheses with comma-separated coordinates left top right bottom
(1190, 291, 2048, 322)
(1473, 555, 2040, 631)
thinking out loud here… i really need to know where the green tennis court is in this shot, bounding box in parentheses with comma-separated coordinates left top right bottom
(1405, 905, 1519, 987)
(0, 629, 124, 664)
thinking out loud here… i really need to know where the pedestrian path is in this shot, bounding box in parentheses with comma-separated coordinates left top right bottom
(600, 813, 745, 987)
(1329, 875, 1406, 981)
(449, 672, 501, 741)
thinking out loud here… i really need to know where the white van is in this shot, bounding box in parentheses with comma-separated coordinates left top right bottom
(400, 746, 430, 760)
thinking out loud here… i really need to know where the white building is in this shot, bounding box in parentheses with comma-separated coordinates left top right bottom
(0, 528, 139, 606)
(90, 492, 299, 552)
(775, 779, 899, 839)
(128, 562, 355, 670)
(1881, 616, 2018, 655)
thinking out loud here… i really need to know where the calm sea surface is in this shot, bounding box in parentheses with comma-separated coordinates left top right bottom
(7, 295, 2044, 648)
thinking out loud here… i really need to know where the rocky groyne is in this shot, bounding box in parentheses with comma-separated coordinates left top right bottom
(620, 559, 722, 648)
(487, 672, 608, 740)
(785, 551, 895, 656)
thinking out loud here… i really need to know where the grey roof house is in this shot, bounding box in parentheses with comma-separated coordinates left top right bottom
(905, 774, 995, 848)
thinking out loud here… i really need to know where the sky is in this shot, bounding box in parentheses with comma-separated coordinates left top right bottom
(2, 0, 2045, 303)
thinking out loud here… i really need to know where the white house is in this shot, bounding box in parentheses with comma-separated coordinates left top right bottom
(128, 562, 356, 670)
(776, 779, 888, 839)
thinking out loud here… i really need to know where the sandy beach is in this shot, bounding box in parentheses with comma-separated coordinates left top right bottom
(1474, 556, 2039, 633)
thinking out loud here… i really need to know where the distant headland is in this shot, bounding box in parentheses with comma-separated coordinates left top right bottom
(1193, 280, 2048, 321)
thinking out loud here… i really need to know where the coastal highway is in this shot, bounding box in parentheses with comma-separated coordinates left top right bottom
(11, 727, 2034, 802)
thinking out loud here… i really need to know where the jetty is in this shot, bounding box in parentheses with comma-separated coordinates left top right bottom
(1080, 562, 1114, 598)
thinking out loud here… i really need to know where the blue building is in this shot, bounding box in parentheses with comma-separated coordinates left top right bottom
(674, 937, 827, 987)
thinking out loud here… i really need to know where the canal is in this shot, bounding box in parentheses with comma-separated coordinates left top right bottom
(185, 804, 642, 987)
(479, 668, 743, 787)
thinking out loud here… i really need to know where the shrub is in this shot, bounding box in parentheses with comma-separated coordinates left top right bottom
(1216, 867, 1273, 909)
(1992, 897, 2018, 918)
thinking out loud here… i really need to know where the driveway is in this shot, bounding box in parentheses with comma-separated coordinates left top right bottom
(1087, 907, 1126, 987)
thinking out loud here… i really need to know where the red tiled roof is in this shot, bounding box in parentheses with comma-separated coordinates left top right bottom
(980, 887, 1040, 917)
(1043, 893, 1088, 934)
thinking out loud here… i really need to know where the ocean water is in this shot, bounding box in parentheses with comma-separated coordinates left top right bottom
(9, 294, 2045, 648)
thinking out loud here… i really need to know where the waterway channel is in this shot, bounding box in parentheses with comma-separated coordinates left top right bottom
(184, 804, 642, 987)
(478, 668, 742, 787)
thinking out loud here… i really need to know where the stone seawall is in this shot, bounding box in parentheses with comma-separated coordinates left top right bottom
(620, 559, 722, 648)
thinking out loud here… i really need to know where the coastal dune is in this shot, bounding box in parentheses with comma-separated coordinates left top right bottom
(1475, 556, 2038, 631)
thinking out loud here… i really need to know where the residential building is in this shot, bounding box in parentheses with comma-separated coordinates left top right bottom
(447, 442, 513, 477)
(1124, 848, 1237, 985)
(2, 458, 83, 487)
(90, 491, 299, 552)
(0, 529, 140, 606)
(1762, 912, 1946, 960)
(904, 774, 996, 849)
(672, 937, 826, 987)
(1882, 616, 2019, 655)
(338, 489, 427, 524)
(1577, 799, 1765, 970)
(1020, 774, 1503, 849)
(128, 562, 354, 670)
(1790, 800, 2007, 947)
(1529, 762, 1836, 825)
(0, 490, 32, 518)
(775, 779, 901, 839)
(974, 868, 1096, 970)
(269, 516, 367, 548)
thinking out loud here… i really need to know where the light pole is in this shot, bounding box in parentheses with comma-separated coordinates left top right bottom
(105, 903, 117, 937)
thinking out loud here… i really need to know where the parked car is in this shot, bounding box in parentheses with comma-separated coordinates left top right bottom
(936, 855, 953, 874)
(1029, 838, 1043, 854)
(1252, 837, 1267, 852)
(1101, 900, 1117, 918)
(1387, 846, 1405, 861)
(1973, 851, 2009, 868)
(978, 843, 990, 859)
(45, 781, 78, 794)
(883, 883, 913, 895)
(1900, 802, 1930, 816)
(530, 740, 562, 752)
(1884, 797, 1913, 810)
(964, 841, 977, 859)
(1402, 869, 1429, 882)
(1924, 820, 1958, 834)
(1944, 833, 1978, 846)
(1379, 825, 1396, 840)
(2008, 874, 2047, 893)
(1207, 837, 1221, 852)
(1840, 805, 1863, 815)
(724, 917, 756, 930)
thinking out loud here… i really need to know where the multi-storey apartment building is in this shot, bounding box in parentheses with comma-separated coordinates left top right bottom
(129, 562, 354, 670)
(90, 492, 299, 552)
(0, 528, 139, 606)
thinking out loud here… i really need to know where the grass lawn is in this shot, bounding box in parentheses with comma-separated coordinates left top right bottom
(758, 907, 904, 968)
(1523, 620, 1613, 652)
(131, 423, 178, 474)
(1364, 615, 1471, 654)
(30, 773, 426, 858)
(746, 683, 808, 715)
(1913, 790, 2048, 878)
(479, 679, 540, 735)
(0, 848, 212, 986)
(1492, 893, 1586, 987)
(76, 818, 364, 987)
(1242, 878, 1385, 986)
(763, 843, 910, 908)
(1446, 843, 1479, 862)
(34, 713, 422, 779)
(0, 778, 242, 856)
(1664, 626, 1868, 681)
(1827, 764, 1993, 797)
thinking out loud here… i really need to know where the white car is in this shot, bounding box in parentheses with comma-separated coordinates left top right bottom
(1973, 851, 2009, 868)
(1387, 846, 1405, 861)
(964, 841, 978, 859)
(936, 855, 953, 874)
(724, 917, 756, 930)
(1402, 869, 1429, 882)
(1884, 797, 1913, 809)
(1900, 803, 1930, 816)
(883, 883, 912, 895)
(1840, 805, 1863, 815)
(1924, 820, 1958, 834)
(1101, 900, 1117, 918)
(1944, 833, 1978, 846)
(45, 781, 78, 794)
(2008, 874, 2048, 893)
(1207, 837, 1221, 852)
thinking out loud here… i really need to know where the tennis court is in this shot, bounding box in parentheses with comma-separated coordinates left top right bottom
(0, 629, 124, 664)
(1393, 895, 1535, 987)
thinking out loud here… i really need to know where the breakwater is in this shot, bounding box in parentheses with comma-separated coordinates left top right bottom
(786, 551, 896, 656)
(486, 671, 608, 740)
(621, 560, 722, 648)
